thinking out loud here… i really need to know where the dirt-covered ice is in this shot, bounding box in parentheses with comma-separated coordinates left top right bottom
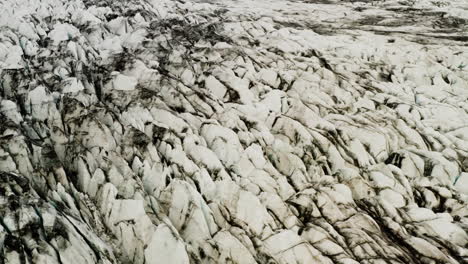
(1, 0, 468, 263)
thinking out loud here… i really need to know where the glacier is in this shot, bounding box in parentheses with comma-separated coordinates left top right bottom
(0, 0, 467, 263)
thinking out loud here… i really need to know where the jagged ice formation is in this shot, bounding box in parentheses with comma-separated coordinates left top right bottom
(1, 0, 468, 263)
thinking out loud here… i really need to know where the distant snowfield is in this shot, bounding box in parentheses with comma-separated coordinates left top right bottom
(0, 0, 467, 263)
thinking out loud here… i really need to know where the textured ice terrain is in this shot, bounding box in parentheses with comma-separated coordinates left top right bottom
(1, 0, 468, 263)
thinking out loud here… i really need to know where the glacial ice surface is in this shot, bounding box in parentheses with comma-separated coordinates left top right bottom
(1, 0, 468, 263)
